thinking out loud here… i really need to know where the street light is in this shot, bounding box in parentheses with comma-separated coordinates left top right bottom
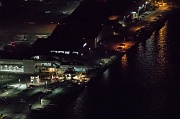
(19, 79, 21, 86)
(45, 81, 47, 89)
(45, 81, 48, 93)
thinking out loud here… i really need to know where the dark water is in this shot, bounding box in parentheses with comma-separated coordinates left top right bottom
(55, 9, 180, 119)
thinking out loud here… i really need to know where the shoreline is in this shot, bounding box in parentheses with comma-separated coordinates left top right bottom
(0, 2, 179, 118)
(86, 2, 179, 79)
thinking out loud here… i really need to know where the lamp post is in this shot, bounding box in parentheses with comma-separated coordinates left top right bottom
(45, 81, 47, 89)
(19, 79, 21, 86)
(45, 81, 48, 93)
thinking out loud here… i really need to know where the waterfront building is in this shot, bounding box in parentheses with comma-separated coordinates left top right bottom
(0, 58, 88, 82)
(0, 0, 159, 80)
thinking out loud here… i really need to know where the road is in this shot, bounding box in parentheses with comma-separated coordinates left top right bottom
(0, 76, 85, 118)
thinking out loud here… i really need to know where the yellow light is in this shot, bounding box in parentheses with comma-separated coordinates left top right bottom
(109, 15, 119, 20)
(121, 54, 128, 69)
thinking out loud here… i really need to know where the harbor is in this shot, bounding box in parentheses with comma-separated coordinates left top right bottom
(29, 2, 179, 116)
(0, 1, 179, 118)
(83, 2, 179, 79)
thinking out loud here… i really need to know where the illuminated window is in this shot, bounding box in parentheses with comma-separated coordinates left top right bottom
(65, 51, 70, 54)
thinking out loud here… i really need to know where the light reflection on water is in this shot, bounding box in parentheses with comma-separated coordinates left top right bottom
(130, 22, 170, 118)
(121, 54, 128, 69)
(157, 22, 170, 70)
(62, 21, 176, 119)
(32, 11, 180, 119)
